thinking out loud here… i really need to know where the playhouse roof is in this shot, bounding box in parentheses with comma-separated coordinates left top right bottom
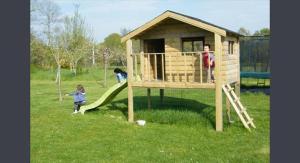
(121, 10, 241, 43)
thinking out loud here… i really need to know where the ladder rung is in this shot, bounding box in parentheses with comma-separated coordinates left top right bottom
(246, 119, 253, 124)
(227, 87, 234, 91)
(234, 98, 239, 102)
(240, 108, 247, 112)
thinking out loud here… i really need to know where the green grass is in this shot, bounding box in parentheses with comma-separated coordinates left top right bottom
(31, 68, 270, 162)
(241, 78, 270, 88)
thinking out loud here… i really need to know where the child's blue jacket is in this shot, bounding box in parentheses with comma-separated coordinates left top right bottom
(69, 91, 86, 102)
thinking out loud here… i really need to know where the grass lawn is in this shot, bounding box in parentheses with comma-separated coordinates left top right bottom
(31, 68, 270, 162)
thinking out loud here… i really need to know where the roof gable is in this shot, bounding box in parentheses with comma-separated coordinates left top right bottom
(121, 10, 240, 42)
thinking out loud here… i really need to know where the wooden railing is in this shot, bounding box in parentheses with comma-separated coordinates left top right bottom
(131, 51, 215, 84)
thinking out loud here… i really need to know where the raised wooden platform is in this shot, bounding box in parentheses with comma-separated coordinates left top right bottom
(131, 81, 215, 89)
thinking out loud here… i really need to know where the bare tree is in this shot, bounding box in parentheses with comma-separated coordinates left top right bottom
(103, 48, 111, 87)
(238, 27, 251, 36)
(120, 28, 131, 36)
(50, 35, 65, 101)
(36, 0, 61, 46)
(88, 27, 96, 66)
(61, 4, 91, 75)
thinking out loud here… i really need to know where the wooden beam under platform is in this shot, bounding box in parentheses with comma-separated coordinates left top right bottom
(131, 81, 215, 89)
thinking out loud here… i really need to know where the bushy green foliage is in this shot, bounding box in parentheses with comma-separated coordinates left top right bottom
(30, 33, 54, 68)
(253, 28, 270, 36)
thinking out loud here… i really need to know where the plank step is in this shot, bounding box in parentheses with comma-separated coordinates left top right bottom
(227, 87, 234, 91)
(246, 119, 253, 124)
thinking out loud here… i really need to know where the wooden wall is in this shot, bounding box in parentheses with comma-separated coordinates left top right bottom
(136, 18, 239, 83)
(221, 36, 239, 84)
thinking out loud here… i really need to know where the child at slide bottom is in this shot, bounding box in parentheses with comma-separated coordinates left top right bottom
(66, 84, 86, 114)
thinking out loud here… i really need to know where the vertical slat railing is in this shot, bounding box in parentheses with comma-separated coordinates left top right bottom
(161, 54, 165, 82)
(200, 52, 203, 83)
(134, 54, 138, 80)
(184, 52, 187, 82)
(169, 53, 172, 82)
(208, 52, 211, 83)
(154, 54, 157, 80)
(140, 52, 144, 81)
(148, 54, 150, 81)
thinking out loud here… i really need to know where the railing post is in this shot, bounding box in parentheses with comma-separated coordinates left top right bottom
(154, 54, 157, 80)
(169, 53, 172, 82)
(200, 52, 203, 83)
(208, 52, 211, 83)
(148, 54, 150, 81)
(184, 52, 187, 82)
(140, 39, 144, 81)
(134, 54, 138, 80)
(140, 53, 144, 81)
(161, 53, 165, 82)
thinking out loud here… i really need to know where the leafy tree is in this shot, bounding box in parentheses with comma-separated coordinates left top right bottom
(253, 28, 270, 36)
(102, 33, 126, 66)
(238, 27, 251, 36)
(30, 32, 51, 68)
(60, 4, 92, 75)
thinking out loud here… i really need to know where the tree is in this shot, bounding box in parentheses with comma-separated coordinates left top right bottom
(36, 0, 61, 46)
(238, 27, 251, 36)
(102, 33, 126, 67)
(253, 28, 270, 36)
(30, 32, 53, 68)
(89, 27, 96, 66)
(120, 28, 131, 36)
(50, 34, 66, 101)
(61, 4, 92, 75)
(30, 0, 39, 28)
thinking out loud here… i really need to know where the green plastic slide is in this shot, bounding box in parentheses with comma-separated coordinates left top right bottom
(79, 80, 128, 114)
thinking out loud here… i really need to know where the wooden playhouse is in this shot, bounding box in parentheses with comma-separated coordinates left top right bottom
(121, 10, 255, 131)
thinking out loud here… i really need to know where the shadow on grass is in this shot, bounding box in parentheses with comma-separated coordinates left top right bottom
(241, 85, 270, 95)
(107, 96, 216, 127)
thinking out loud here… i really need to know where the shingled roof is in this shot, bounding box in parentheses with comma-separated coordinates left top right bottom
(121, 10, 241, 42)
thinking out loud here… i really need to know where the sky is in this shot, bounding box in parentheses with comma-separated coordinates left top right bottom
(34, 0, 270, 43)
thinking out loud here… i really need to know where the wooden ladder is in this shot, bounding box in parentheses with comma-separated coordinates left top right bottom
(222, 84, 256, 131)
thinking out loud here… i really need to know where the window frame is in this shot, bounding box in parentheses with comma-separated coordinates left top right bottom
(228, 41, 234, 54)
(181, 37, 205, 52)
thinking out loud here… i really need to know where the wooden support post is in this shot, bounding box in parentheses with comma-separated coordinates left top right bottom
(126, 39, 134, 122)
(226, 96, 232, 123)
(147, 88, 151, 110)
(161, 54, 165, 82)
(154, 54, 157, 80)
(160, 89, 164, 105)
(140, 40, 144, 81)
(215, 33, 223, 131)
(235, 39, 241, 98)
(235, 82, 240, 98)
